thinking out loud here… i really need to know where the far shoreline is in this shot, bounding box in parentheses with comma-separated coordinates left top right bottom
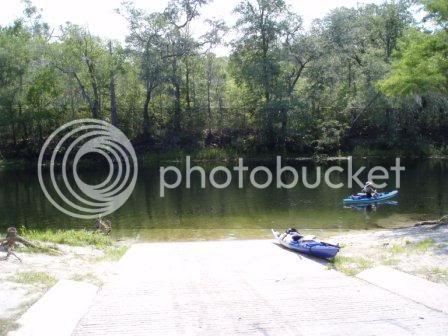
(1, 152, 448, 173)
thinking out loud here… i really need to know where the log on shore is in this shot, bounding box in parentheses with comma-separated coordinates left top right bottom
(413, 216, 448, 229)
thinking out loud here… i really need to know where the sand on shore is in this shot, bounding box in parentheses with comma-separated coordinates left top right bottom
(329, 223, 448, 283)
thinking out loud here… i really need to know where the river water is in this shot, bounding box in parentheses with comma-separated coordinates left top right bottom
(0, 158, 446, 240)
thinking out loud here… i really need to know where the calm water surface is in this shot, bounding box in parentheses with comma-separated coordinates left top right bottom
(0, 158, 447, 240)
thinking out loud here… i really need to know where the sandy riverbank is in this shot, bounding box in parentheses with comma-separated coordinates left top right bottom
(0, 241, 129, 334)
(1, 222, 447, 334)
(328, 223, 448, 284)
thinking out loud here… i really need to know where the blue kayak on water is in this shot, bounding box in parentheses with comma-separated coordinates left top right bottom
(272, 229, 340, 259)
(343, 190, 398, 204)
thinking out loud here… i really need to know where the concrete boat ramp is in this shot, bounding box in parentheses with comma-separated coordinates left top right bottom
(13, 240, 448, 335)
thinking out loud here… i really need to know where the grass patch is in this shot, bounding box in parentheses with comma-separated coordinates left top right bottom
(389, 244, 407, 254)
(329, 255, 374, 276)
(382, 258, 400, 266)
(71, 273, 104, 286)
(16, 244, 61, 256)
(20, 228, 112, 248)
(0, 297, 40, 335)
(426, 267, 448, 283)
(0, 318, 20, 335)
(8, 271, 57, 286)
(413, 238, 435, 252)
(379, 255, 400, 266)
(95, 246, 128, 262)
(386, 238, 435, 255)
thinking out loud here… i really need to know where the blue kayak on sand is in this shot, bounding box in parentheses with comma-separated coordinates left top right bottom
(272, 229, 340, 259)
(343, 190, 398, 204)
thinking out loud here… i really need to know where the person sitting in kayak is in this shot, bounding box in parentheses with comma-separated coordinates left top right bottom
(280, 228, 295, 240)
(362, 181, 377, 198)
(290, 232, 302, 242)
(280, 228, 303, 242)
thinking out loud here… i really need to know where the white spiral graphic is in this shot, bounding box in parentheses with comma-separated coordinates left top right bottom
(38, 119, 138, 219)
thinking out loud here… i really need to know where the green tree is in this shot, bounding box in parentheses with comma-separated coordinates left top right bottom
(53, 24, 108, 119)
(379, 0, 447, 96)
(231, 0, 303, 146)
(378, 29, 447, 96)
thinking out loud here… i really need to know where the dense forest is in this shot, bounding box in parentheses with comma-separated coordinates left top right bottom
(0, 0, 447, 159)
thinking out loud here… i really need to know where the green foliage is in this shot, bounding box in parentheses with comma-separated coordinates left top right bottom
(413, 238, 435, 251)
(422, 0, 448, 28)
(329, 255, 374, 276)
(70, 273, 103, 286)
(8, 271, 57, 286)
(378, 29, 448, 96)
(230, 0, 309, 142)
(379, 0, 448, 97)
(95, 246, 129, 262)
(0, 0, 446, 157)
(20, 228, 112, 248)
(426, 267, 448, 283)
(389, 244, 407, 254)
(427, 144, 448, 157)
(315, 120, 349, 153)
(386, 237, 435, 254)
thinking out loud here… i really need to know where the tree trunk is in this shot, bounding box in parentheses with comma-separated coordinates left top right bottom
(85, 60, 101, 119)
(185, 59, 192, 120)
(143, 87, 151, 135)
(348, 59, 352, 92)
(91, 79, 101, 120)
(206, 55, 214, 130)
(10, 101, 17, 146)
(218, 97, 224, 129)
(92, 100, 100, 119)
(260, 12, 273, 142)
(206, 77, 212, 130)
(174, 81, 181, 132)
(281, 106, 287, 138)
(109, 41, 118, 126)
(38, 121, 43, 144)
(73, 72, 97, 119)
(172, 59, 181, 133)
(18, 74, 28, 141)
(1, 227, 37, 249)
